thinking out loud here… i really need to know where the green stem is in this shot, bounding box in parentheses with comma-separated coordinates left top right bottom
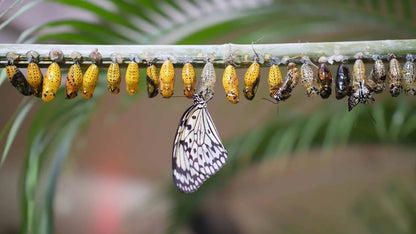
(1, 39, 416, 68)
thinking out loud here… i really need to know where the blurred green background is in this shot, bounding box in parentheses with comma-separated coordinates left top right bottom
(0, 0, 416, 233)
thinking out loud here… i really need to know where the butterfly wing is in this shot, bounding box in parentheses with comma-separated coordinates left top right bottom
(172, 100, 228, 193)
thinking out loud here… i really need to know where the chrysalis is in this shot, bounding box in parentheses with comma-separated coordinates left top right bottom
(402, 54, 415, 95)
(81, 49, 101, 99)
(243, 51, 261, 100)
(125, 56, 140, 95)
(182, 62, 196, 98)
(26, 51, 43, 97)
(300, 56, 319, 97)
(222, 60, 239, 104)
(65, 52, 83, 99)
(317, 58, 332, 99)
(197, 58, 216, 101)
(42, 49, 63, 102)
(159, 59, 175, 98)
(348, 55, 375, 111)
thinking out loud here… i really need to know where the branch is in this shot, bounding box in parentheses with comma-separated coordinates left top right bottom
(1, 39, 416, 68)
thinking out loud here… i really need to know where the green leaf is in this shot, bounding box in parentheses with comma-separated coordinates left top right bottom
(371, 103, 388, 140)
(0, 97, 29, 142)
(107, 0, 156, 24)
(37, 119, 80, 233)
(0, 68, 8, 92)
(0, 0, 43, 31)
(51, 0, 140, 31)
(36, 32, 120, 44)
(0, 0, 23, 19)
(20, 92, 98, 233)
(296, 112, 326, 151)
(1, 99, 34, 166)
(32, 20, 134, 43)
(388, 98, 409, 140)
(20, 130, 48, 233)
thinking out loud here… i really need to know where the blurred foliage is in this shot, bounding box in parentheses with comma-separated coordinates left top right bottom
(1, 0, 416, 233)
(354, 182, 416, 234)
(168, 96, 416, 233)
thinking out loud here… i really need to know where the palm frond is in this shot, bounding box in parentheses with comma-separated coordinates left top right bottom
(0, 0, 23, 19)
(0, 0, 43, 31)
(1, 99, 34, 166)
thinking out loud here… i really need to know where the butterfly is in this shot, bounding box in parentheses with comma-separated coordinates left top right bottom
(172, 94, 228, 193)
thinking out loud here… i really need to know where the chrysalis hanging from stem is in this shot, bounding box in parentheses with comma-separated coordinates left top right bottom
(334, 59, 350, 100)
(243, 47, 261, 100)
(300, 56, 319, 97)
(317, 56, 332, 99)
(6, 52, 33, 96)
(65, 52, 83, 99)
(81, 49, 102, 99)
(222, 56, 239, 104)
(182, 61, 196, 98)
(107, 53, 122, 95)
(26, 50, 43, 98)
(125, 55, 140, 96)
(268, 57, 283, 100)
(402, 54, 416, 95)
(42, 49, 63, 102)
(369, 55, 387, 94)
(388, 53, 403, 97)
(145, 60, 159, 98)
(348, 53, 375, 111)
(197, 56, 216, 101)
(159, 58, 175, 98)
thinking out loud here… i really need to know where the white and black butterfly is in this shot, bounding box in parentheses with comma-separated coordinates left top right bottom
(172, 94, 228, 193)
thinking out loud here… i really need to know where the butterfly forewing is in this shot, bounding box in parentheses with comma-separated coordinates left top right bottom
(172, 95, 228, 193)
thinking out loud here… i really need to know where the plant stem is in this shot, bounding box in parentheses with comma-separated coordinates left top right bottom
(1, 39, 416, 68)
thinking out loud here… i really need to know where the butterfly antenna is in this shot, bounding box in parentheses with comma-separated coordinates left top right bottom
(261, 97, 278, 104)
(251, 42, 261, 62)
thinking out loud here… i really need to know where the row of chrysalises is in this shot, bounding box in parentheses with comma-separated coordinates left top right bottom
(5, 50, 415, 111)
